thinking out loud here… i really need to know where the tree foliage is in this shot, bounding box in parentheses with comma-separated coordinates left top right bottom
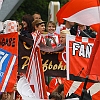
(10, 0, 69, 22)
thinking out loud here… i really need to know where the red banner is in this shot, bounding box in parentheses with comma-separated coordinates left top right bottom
(66, 35, 95, 80)
(0, 32, 18, 92)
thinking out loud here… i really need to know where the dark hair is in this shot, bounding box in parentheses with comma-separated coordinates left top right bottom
(57, 84, 64, 94)
(33, 12, 41, 15)
(49, 92, 62, 100)
(22, 14, 34, 33)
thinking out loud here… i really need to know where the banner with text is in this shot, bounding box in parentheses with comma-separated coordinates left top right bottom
(18, 36, 66, 77)
(0, 32, 18, 92)
(66, 35, 95, 80)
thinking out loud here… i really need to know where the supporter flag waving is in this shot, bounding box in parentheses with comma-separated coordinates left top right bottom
(56, 0, 100, 79)
(26, 30, 47, 99)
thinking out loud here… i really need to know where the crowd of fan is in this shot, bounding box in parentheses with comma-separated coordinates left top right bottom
(0, 12, 97, 100)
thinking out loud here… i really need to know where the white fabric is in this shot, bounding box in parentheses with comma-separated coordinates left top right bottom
(87, 83, 100, 95)
(17, 76, 36, 99)
(66, 98, 79, 100)
(67, 81, 82, 96)
(3, 20, 17, 34)
(63, 6, 100, 26)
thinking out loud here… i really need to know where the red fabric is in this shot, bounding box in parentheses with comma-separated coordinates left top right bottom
(56, 0, 100, 77)
(45, 85, 49, 92)
(32, 31, 46, 45)
(87, 32, 100, 76)
(30, 85, 35, 92)
(58, 47, 66, 67)
(56, 0, 98, 25)
(0, 32, 18, 92)
(67, 35, 95, 79)
(26, 32, 47, 99)
(64, 80, 100, 100)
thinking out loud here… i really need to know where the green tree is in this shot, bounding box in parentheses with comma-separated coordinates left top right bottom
(10, 0, 69, 22)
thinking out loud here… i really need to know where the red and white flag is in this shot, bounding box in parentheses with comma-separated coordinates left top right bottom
(64, 80, 100, 100)
(56, 0, 100, 77)
(26, 31, 47, 99)
(56, 0, 100, 27)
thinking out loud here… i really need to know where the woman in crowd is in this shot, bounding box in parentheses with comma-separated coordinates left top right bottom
(20, 14, 34, 39)
(60, 29, 70, 46)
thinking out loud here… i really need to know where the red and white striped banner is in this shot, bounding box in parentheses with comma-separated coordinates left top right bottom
(26, 30, 47, 99)
(64, 80, 100, 100)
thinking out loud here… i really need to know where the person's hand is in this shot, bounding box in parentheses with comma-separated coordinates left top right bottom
(57, 77, 62, 84)
(13, 83, 17, 91)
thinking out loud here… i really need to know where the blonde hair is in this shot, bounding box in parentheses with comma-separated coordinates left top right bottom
(60, 30, 70, 34)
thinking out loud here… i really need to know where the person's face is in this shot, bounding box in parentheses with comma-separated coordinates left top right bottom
(35, 23, 45, 34)
(6, 93, 11, 100)
(65, 21, 74, 28)
(69, 22, 75, 26)
(33, 14, 41, 20)
(47, 23, 56, 34)
(2, 92, 8, 100)
(22, 20, 27, 28)
(60, 34, 66, 45)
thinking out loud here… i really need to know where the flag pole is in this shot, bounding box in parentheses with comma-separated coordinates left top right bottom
(80, 76, 89, 100)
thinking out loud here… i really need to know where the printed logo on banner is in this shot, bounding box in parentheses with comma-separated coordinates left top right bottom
(0, 48, 12, 82)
